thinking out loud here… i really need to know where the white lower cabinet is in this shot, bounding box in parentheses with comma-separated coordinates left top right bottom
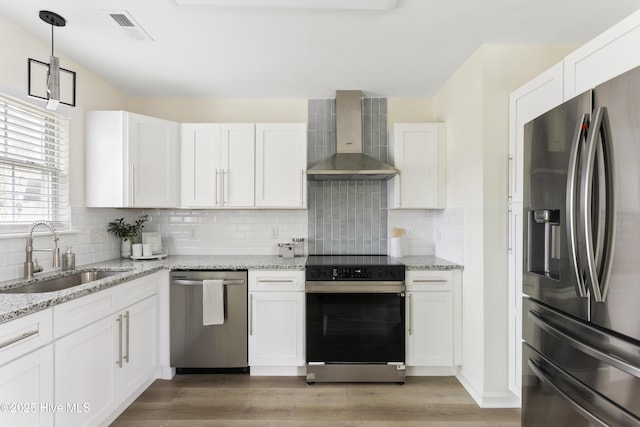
(405, 270, 461, 375)
(0, 308, 54, 427)
(248, 270, 305, 375)
(0, 345, 54, 427)
(53, 273, 159, 426)
(117, 295, 158, 404)
(54, 315, 118, 427)
(406, 291, 453, 366)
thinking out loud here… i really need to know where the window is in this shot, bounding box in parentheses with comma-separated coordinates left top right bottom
(0, 93, 69, 233)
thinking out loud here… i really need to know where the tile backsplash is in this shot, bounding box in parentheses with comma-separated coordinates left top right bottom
(307, 98, 389, 255)
(0, 207, 307, 282)
(388, 207, 464, 263)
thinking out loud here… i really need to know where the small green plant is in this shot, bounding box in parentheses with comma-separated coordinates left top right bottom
(107, 214, 149, 242)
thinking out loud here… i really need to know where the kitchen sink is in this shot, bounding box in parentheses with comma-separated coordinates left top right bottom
(0, 270, 128, 294)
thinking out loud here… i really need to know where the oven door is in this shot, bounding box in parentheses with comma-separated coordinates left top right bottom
(306, 284, 405, 364)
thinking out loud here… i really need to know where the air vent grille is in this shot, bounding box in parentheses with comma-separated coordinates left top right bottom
(109, 14, 135, 27)
(101, 9, 153, 41)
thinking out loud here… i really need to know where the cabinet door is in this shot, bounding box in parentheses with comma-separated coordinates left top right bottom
(220, 124, 255, 207)
(0, 345, 53, 427)
(388, 123, 446, 209)
(509, 63, 564, 204)
(118, 295, 158, 400)
(564, 10, 640, 99)
(255, 123, 307, 208)
(55, 315, 118, 427)
(508, 202, 524, 395)
(128, 113, 179, 207)
(181, 124, 221, 207)
(248, 292, 304, 366)
(406, 291, 453, 366)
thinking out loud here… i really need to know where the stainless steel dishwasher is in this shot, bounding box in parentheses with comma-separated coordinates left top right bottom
(170, 270, 247, 371)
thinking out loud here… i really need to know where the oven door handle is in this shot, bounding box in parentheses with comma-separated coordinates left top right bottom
(306, 281, 405, 293)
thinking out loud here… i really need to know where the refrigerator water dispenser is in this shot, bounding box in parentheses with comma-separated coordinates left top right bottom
(527, 209, 561, 280)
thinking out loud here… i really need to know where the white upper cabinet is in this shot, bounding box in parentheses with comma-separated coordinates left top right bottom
(180, 124, 221, 207)
(564, 9, 640, 100)
(508, 62, 564, 204)
(181, 122, 305, 209)
(255, 123, 307, 208)
(388, 123, 446, 209)
(181, 123, 255, 208)
(86, 111, 179, 208)
(221, 124, 256, 208)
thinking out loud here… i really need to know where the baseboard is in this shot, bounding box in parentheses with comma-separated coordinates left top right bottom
(250, 366, 305, 376)
(160, 365, 175, 379)
(456, 371, 521, 408)
(406, 366, 459, 376)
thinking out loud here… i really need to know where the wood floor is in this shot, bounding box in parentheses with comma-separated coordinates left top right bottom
(112, 375, 521, 427)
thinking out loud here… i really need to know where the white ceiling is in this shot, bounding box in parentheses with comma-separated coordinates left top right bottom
(1, 0, 639, 98)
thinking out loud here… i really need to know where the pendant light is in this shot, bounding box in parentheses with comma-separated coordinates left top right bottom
(39, 10, 66, 111)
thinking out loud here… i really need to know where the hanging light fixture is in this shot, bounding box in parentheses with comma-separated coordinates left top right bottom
(27, 10, 76, 110)
(40, 10, 65, 110)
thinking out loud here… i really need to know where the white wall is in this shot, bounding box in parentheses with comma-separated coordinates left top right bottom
(432, 44, 575, 406)
(130, 97, 308, 123)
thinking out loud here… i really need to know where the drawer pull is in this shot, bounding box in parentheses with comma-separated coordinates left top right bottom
(0, 330, 38, 350)
(414, 279, 447, 283)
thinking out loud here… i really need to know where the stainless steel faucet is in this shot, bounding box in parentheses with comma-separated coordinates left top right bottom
(24, 220, 60, 279)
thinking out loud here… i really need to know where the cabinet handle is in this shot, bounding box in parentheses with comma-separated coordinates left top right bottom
(507, 155, 512, 200)
(123, 311, 130, 364)
(249, 294, 253, 336)
(116, 314, 123, 368)
(413, 279, 447, 283)
(222, 169, 228, 206)
(300, 169, 306, 207)
(215, 169, 220, 206)
(0, 330, 38, 350)
(131, 164, 136, 206)
(258, 279, 294, 283)
(407, 294, 413, 336)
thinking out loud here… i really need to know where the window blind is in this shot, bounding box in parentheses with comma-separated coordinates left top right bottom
(0, 93, 70, 233)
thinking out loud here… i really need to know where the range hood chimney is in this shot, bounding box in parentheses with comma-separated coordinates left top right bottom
(307, 90, 398, 180)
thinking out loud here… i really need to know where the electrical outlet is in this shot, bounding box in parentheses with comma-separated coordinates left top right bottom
(271, 227, 279, 238)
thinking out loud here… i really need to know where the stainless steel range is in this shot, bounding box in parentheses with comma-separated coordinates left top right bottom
(305, 255, 406, 383)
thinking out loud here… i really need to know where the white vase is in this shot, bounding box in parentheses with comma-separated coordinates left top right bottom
(121, 239, 132, 258)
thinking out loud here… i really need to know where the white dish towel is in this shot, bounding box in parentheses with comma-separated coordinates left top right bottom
(203, 279, 224, 325)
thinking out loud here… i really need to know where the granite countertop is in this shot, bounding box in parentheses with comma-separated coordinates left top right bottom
(0, 254, 460, 325)
(396, 255, 463, 270)
(0, 255, 306, 324)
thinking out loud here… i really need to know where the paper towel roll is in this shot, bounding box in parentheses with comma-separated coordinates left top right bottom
(390, 237, 403, 258)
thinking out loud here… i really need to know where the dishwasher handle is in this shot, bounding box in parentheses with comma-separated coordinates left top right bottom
(171, 279, 246, 286)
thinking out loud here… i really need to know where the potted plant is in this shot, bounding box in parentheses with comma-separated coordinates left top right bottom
(108, 214, 149, 258)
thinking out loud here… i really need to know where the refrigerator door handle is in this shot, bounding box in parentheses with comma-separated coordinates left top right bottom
(527, 358, 610, 427)
(566, 114, 590, 298)
(581, 106, 616, 303)
(528, 309, 640, 379)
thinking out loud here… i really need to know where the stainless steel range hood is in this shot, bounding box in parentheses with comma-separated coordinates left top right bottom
(307, 90, 398, 180)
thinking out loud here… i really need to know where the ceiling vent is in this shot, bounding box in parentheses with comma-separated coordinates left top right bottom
(103, 10, 153, 41)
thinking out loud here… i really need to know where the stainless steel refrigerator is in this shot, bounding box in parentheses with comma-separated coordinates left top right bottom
(522, 65, 640, 426)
